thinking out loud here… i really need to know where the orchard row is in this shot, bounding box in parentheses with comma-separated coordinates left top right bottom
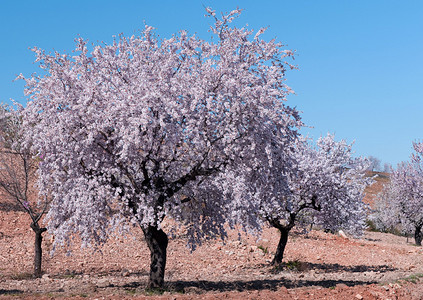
(0, 8, 421, 289)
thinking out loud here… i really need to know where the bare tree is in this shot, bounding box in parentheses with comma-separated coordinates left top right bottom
(0, 104, 49, 277)
(383, 163, 392, 173)
(367, 156, 382, 172)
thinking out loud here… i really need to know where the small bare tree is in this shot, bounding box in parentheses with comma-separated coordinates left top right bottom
(0, 104, 49, 277)
(367, 155, 382, 172)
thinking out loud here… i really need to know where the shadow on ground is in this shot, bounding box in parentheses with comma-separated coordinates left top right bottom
(250, 261, 397, 274)
(0, 263, 396, 296)
(303, 262, 396, 273)
(0, 289, 24, 295)
(0, 201, 25, 212)
(118, 277, 378, 294)
(0, 275, 382, 296)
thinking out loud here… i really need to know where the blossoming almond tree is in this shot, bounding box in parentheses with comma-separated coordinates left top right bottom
(19, 9, 300, 288)
(228, 134, 371, 265)
(409, 143, 423, 245)
(0, 104, 49, 277)
(373, 144, 423, 246)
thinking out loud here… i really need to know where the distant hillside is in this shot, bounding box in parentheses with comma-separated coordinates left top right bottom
(363, 171, 391, 207)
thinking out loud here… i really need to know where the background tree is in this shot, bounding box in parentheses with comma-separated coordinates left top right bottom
(367, 155, 382, 172)
(0, 104, 49, 277)
(19, 9, 300, 288)
(371, 184, 408, 235)
(229, 134, 371, 265)
(373, 144, 423, 246)
(383, 162, 392, 173)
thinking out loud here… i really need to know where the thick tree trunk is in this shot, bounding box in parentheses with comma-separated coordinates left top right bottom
(30, 222, 47, 278)
(142, 226, 169, 289)
(271, 227, 291, 265)
(415, 226, 422, 246)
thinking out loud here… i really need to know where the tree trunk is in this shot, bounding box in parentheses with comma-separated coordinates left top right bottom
(30, 222, 47, 278)
(142, 225, 169, 289)
(271, 227, 291, 265)
(415, 225, 422, 246)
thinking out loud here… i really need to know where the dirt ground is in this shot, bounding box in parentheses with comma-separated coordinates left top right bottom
(1, 208, 423, 299)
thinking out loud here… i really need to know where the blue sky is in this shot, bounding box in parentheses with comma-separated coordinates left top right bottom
(1, 0, 422, 167)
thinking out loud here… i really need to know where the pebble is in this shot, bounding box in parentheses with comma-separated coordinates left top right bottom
(41, 274, 50, 280)
(96, 278, 110, 288)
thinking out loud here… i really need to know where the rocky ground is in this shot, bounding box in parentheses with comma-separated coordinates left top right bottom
(1, 208, 423, 299)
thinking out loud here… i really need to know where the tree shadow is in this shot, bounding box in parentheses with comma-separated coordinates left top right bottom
(166, 277, 378, 294)
(51, 269, 150, 280)
(363, 237, 382, 242)
(0, 289, 24, 295)
(301, 262, 396, 273)
(117, 277, 378, 294)
(250, 261, 396, 274)
(0, 201, 25, 212)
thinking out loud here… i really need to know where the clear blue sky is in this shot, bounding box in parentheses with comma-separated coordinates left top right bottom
(1, 0, 422, 167)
